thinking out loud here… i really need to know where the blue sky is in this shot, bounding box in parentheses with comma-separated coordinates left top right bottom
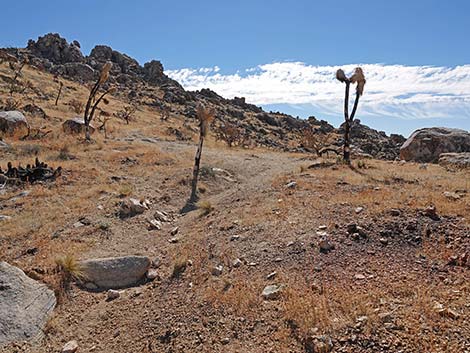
(2, 0, 470, 136)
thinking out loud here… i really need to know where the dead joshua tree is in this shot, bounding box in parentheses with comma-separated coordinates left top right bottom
(183, 104, 214, 211)
(55, 80, 63, 106)
(83, 62, 115, 140)
(335, 67, 366, 163)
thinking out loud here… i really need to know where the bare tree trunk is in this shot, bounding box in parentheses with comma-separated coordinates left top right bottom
(55, 83, 63, 106)
(343, 82, 351, 163)
(85, 122, 91, 141)
(190, 135, 204, 203)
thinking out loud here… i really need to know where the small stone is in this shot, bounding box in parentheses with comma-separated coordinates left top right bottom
(389, 209, 400, 216)
(346, 223, 358, 234)
(211, 265, 223, 276)
(354, 274, 366, 280)
(154, 210, 170, 222)
(170, 227, 179, 236)
(266, 271, 277, 280)
(443, 191, 460, 201)
(262, 284, 282, 300)
(148, 219, 162, 230)
(379, 238, 389, 246)
(285, 181, 297, 189)
(248, 262, 257, 266)
(318, 225, 327, 230)
(355, 207, 364, 214)
(319, 239, 334, 253)
(221, 337, 230, 345)
(169, 237, 179, 243)
(0, 215, 12, 221)
(424, 205, 440, 221)
(73, 221, 84, 228)
(274, 257, 283, 262)
(230, 235, 240, 241)
(146, 269, 159, 281)
(62, 340, 79, 353)
(232, 258, 243, 268)
(107, 289, 120, 301)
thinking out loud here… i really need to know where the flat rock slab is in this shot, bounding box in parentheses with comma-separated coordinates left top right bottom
(0, 262, 56, 346)
(79, 256, 151, 289)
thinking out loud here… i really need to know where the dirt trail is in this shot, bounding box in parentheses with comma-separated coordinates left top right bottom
(84, 134, 306, 260)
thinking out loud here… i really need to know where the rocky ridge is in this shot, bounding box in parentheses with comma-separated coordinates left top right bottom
(3, 33, 404, 158)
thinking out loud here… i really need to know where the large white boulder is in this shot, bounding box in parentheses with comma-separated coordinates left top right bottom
(79, 256, 151, 289)
(0, 111, 29, 137)
(400, 127, 470, 163)
(0, 262, 56, 346)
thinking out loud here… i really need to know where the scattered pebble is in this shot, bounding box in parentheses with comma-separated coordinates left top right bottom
(262, 284, 283, 300)
(266, 271, 277, 280)
(211, 265, 223, 276)
(62, 340, 79, 353)
(107, 289, 120, 301)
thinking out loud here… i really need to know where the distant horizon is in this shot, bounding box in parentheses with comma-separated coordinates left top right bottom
(2, 0, 469, 137)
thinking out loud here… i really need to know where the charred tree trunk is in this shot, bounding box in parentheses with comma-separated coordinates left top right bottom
(190, 134, 204, 203)
(343, 82, 351, 163)
(55, 82, 63, 106)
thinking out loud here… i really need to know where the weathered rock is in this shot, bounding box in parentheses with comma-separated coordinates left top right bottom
(439, 152, 470, 169)
(27, 33, 84, 64)
(62, 117, 95, 135)
(211, 265, 223, 276)
(106, 289, 120, 301)
(146, 269, 159, 281)
(0, 140, 8, 149)
(118, 198, 150, 218)
(232, 258, 243, 268)
(54, 62, 95, 81)
(262, 284, 283, 300)
(0, 111, 29, 137)
(400, 127, 470, 163)
(62, 340, 79, 353)
(0, 262, 56, 346)
(79, 256, 151, 289)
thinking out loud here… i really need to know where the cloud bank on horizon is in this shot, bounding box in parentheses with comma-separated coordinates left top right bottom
(166, 62, 470, 127)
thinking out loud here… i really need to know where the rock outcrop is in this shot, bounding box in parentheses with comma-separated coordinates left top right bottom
(0, 111, 29, 137)
(400, 127, 470, 163)
(338, 119, 405, 160)
(0, 262, 56, 346)
(62, 117, 95, 135)
(79, 256, 151, 289)
(27, 33, 84, 65)
(438, 152, 470, 169)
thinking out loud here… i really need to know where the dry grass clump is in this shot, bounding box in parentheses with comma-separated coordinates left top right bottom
(171, 256, 188, 279)
(204, 278, 262, 318)
(53, 254, 84, 303)
(197, 200, 214, 216)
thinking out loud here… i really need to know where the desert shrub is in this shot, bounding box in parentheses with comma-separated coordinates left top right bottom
(214, 122, 247, 147)
(197, 200, 214, 216)
(114, 104, 137, 124)
(68, 99, 84, 114)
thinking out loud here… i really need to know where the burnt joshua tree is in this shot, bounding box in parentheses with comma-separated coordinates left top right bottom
(185, 104, 214, 209)
(335, 67, 366, 163)
(83, 62, 115, 140)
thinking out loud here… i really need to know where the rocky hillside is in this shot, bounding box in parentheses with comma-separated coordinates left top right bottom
(2, 33, 404, 158)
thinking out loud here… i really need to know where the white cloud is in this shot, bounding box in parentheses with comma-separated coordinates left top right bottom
(166, 62, 470, 122)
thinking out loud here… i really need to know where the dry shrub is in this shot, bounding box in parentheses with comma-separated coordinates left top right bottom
(214, 122, 247, 147)
(282, 279, 379, 338)
(53, 254, 84, 304)
(114, 104, 137, 124)
(68, 99, 84, 114)
(204, 278, 262, 318)
(197, 200, 214, 216)
(299, 128, 328, 155)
